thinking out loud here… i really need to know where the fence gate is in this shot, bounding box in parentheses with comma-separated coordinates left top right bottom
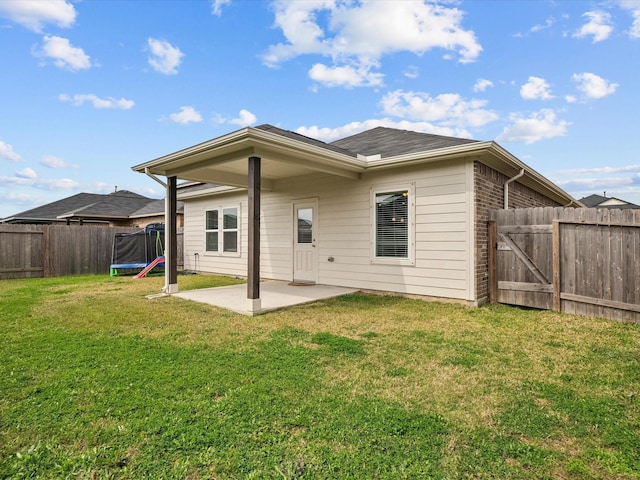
(489, 207, 640, 323)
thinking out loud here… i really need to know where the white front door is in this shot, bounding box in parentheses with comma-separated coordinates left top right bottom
(293, 200, 318, 284)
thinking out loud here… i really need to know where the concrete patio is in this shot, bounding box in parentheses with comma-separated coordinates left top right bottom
(173, 281, 359, 315)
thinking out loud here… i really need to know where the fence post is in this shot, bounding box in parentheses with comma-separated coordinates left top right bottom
(43, 226, 51, 277)
(552, 220, 561, 311)
(488, 220, 497, 304)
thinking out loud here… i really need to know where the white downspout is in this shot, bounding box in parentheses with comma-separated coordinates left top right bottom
(504, 169, 525, 209)
(144, 168, 170, 293)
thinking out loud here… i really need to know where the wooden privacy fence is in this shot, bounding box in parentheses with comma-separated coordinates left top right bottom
(489, 207, 640, 322)
(0, 225, 183, 279)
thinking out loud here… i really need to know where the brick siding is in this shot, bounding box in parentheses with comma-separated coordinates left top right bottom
(474, 161, 561, 304)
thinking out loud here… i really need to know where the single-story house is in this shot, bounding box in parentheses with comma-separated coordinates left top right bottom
(133, 124, 580, 312)
(1, 190, 184, 227)
(578, 193, 639, 209)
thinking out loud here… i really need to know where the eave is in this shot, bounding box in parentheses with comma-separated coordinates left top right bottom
(132, 127, 365, 189)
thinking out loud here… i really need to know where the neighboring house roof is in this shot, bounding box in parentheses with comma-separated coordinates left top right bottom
(133, 124, 580, 207)
(1, 190, 183, 224)
(578, 194, 639, 209)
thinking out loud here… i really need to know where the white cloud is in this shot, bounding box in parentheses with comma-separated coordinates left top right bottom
(0, 0, 76, 32)
(169, 106, 203, 124)
(147, 38, 184, 75)
(380, 89, 498, 129)
(34, 35, 91, 71)
(296, 117, 476, 143)
(229, 109, 257, 126)
(211, 0, 231, 16)
(0, 172, 79, 190)
(473, 78, 493, 92)
(558, 164, 640, 175)
(0, 140, 22, 162)
(571, 72, 618, 99)
(497, 109, 570, 144)
(573, 10, 613, 43)
(40, 155, 76, 168)
(403, 65, 419, 79)
(59, 93, 135, 109)
(555, 176, 635, 191)
(309, 63, 384, 88)
(619, 1, 640, 38)
(530, 17, 556, 33)
(263, 1, 481, 88)
(520, 76, 554, 100)
(16, 167, 37, 179)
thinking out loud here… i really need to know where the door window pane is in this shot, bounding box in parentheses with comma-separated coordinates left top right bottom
(297, 208, 313, 244)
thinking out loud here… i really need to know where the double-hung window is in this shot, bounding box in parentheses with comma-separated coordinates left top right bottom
(222, 207, 238, 253)
(205, 210, 219, 252)
(205, 206, 240, 255)
(371, 184, 414, 265)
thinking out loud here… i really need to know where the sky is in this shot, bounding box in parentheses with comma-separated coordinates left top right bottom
(1, 0, 639, 219)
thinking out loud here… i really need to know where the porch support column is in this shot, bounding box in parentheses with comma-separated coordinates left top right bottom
(165, 175, 178, 294)
(247, 156, 261, 313)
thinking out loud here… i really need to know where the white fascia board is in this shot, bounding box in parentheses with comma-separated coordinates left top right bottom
(365, 141, 580, 206)
(177, 185, 244, 200)
(132, 127, 253, 174)
(132, 127, 365, 178)
(364, 141, 496, 169)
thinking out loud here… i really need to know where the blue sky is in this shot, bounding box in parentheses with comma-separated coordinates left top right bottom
(1, 0, 639, 218)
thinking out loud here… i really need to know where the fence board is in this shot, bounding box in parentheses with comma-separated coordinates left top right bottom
(490, 207, 640, 323)
(1, 225, 184, 279)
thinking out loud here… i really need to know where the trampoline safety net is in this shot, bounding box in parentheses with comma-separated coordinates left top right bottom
(111, 223, 165, 266)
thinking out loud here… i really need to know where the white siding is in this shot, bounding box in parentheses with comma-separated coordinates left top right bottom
(182, 160, 476, 301)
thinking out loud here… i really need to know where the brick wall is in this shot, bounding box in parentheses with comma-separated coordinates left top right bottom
(474, 162, 561, 304)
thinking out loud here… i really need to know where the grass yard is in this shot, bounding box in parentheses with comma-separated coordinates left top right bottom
(1, 275, 639, 479)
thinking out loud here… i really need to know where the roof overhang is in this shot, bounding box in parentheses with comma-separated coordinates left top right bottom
(364, 141, 581, 207)
(133, 128, 581, 207)
(132, 127, 365, 190)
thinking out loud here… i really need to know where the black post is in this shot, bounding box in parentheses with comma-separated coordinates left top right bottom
(248, 156, 261, 302)
(168, 175, 178, 287)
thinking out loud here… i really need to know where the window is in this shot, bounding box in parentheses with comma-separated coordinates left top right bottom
(371, 185, 414, 264)
(222, 207, 238, 253)
(205, 209, 218, 252)
(205, 206, 240, 255)
(297, 208, 313, 244)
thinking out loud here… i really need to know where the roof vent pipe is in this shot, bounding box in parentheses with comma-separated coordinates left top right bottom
(504, 169, 525, 209)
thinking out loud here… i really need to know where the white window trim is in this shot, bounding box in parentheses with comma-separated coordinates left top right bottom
(204, 204, 241, 257)
(370, 182, 415, 266)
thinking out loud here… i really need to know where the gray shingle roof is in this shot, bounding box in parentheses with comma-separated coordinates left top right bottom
(1, 190, 169, 223)
(578, 194, 639, 209)
(255, 124, 356, 157)
(330, 126, 479, 158)
(58, 191, 154, 218)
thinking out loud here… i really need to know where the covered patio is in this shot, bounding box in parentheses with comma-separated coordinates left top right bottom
(133, 125, 365, 314)
(173, 280, 359, 316)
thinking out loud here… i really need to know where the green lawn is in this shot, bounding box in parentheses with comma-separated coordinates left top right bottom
(1, 275, 639, 479)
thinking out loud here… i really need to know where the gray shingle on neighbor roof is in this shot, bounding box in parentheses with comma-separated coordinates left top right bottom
(578, 194, 640, 209)
(59, 191, 154, 217)
(130, 199, 184, 217)
(330, 126, 479, 158)
(6, 192, 107, 221)
(2, 190, 156, 223)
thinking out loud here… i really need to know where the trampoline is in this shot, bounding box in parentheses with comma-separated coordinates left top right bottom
(110, 223, 165, 277)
